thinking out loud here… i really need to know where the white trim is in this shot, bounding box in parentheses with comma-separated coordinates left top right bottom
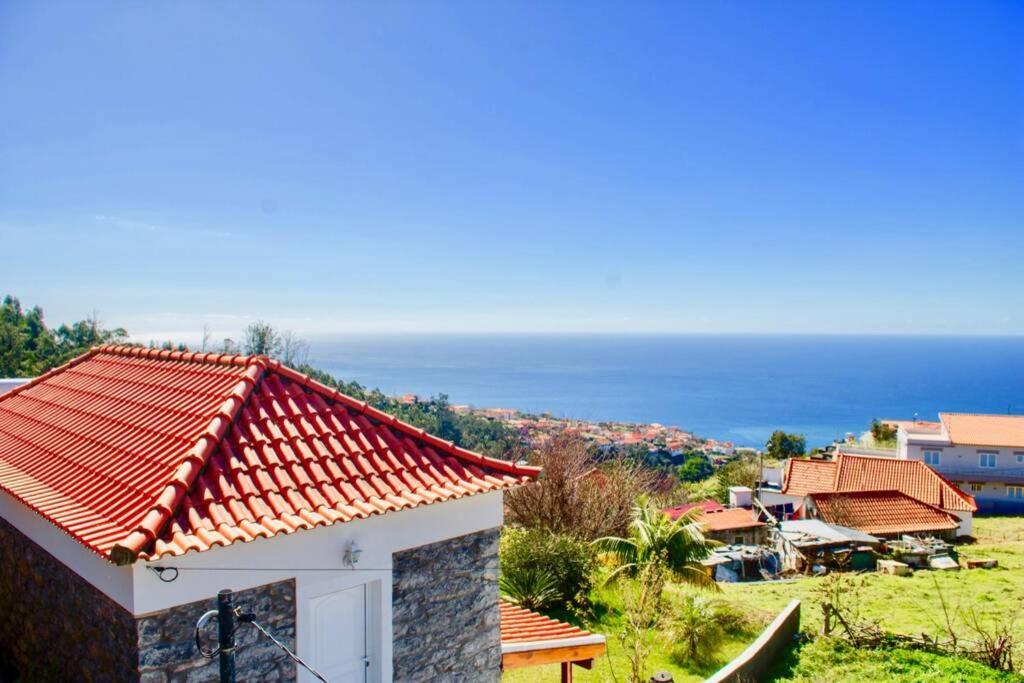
(0, 488, 135, 610)
(501, 634, 606, 653)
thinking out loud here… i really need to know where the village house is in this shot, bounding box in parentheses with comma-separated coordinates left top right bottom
(760, 452, 977, 536)
(0, 346, 543, 682)
(894, 413, 1024, 514)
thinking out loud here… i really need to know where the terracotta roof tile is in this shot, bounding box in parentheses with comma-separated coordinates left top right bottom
(809, 490, 960, 536)
(500, 600, 603, 647)
(698, 507, 765, 532)
(940, 413, 1024, 449)
(0, 346, 539, 563)
(782, 454, 976, 512)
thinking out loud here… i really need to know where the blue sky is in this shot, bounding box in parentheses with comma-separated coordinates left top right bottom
(1, 1, 1021, 341)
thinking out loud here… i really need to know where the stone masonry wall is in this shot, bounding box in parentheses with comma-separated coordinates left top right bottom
(392, 528, 501, 683)
(136, 579, 297, 683)
(0, 515, 138, 682)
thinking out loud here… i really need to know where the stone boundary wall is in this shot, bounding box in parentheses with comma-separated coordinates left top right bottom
(392, 527, 502, 682)
(0, 515, 138, 682)
(136, 579, 297, 683)
(706, 599, 801, 683)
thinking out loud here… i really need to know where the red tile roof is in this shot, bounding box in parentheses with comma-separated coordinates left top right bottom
(808, 490, 960, 536)
(0, 346, 539, 563)
(500, 600, 603, 648)
(699, 507, 765, 532)
(782, 454, 976, 513)
(940, 413, 1024, 449)
(664, 500, 725, 520)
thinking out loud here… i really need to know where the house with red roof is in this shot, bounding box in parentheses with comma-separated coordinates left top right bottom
(0, 346, 539, 682)
(895, 412, 1024, 514)
(760, 452, 977, 537)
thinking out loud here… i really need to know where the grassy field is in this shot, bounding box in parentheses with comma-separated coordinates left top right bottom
(502, 517, 1024, 682)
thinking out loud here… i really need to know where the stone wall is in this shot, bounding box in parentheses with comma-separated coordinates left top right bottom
(392, 528, 501, 682)
(0, 515, 138, 682)
(136, 579, 297, 683)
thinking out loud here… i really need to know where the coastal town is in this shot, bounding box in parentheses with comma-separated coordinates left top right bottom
(403, 394, 744, 457)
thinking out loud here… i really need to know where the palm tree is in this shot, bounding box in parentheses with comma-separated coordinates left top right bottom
(594, 497, 719, 589)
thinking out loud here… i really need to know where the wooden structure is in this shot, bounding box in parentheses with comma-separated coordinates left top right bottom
(500, 600, 607, 682)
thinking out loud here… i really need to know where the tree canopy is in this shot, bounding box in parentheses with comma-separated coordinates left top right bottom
(765, 430, 807, 459)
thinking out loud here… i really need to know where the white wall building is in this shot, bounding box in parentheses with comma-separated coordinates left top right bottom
(896, 413, 1024, 514)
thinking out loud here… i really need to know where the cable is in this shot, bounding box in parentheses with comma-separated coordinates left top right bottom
(242, 614, 330, 683)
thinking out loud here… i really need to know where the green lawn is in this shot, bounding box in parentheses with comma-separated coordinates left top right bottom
(503, 517, 1024, 682)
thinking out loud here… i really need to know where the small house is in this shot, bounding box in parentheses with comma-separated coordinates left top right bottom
(0, 346, 540, 682)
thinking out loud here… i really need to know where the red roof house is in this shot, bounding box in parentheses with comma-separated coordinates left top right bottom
(0, 346, 538, 681)
(782, 454, 976, 512)
(804, 490, 961, 538)
(780, 453, 975, 537)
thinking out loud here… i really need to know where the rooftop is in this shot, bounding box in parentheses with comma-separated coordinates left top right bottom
(808, 490, 960, 536)
(940, 413, 1024, 449)
(782, 453, 976, 513)
(500, 600, 606, 672)
(699, 507, 765, 532)
(0, 346, 539, 563)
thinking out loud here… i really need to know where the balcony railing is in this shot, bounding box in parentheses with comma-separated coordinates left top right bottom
(928, 463, 1024, 485)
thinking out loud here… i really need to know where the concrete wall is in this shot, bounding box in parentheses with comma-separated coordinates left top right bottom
(706, 600, 801, 683)
(392, 528, 502, 683)
(0, 515, 138, 682)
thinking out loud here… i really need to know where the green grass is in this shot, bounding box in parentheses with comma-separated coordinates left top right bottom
(502, 517, 1024, 682)
(770, 638, 1024, 682)
(501, 582, 763, 683)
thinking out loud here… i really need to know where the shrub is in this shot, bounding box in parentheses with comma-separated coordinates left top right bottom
(671, 594, 723, 663)
(504, 434, 658, 540)
(500, 526, 596, 608)
(499, 565, 561, 611)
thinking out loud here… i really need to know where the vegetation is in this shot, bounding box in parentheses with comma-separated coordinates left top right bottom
(869, 418, 899, 448)
(765, 430, 806, 459)
(504, 434, 658, 540)
(594, 497, 717, 589)
(0, 295, 128, 376)
(676, 454, 713, 483)
(771, 638, 1024, 683)
(500, 527, 596, 610)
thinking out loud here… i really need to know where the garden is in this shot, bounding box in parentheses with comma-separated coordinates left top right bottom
(499, 436, 1024, 682)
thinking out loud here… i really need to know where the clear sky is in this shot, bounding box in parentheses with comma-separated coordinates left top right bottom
(2, 1, 1021, 341)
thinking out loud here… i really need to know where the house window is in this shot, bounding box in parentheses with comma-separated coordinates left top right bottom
(1016, 453, 1024, 464)
(1009, 486, 1024, 499)
(923, 450, 941, 466)
(979, 452, 997, 468)
(970, 482, 984, 492)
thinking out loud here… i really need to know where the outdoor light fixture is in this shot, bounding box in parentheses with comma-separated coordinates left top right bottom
(342, 540, 363, 568)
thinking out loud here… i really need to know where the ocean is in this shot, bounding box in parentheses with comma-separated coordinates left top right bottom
(306, 334, 1024, 448)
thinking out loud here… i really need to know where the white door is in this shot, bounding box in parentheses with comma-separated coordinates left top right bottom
(308, 584, 369, 683)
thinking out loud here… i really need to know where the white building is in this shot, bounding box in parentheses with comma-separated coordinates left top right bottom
(896, 413, 1024, 514)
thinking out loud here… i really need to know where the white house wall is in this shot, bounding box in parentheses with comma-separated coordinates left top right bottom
(0, 488, 135, 610)
(133, 489, 505, 683)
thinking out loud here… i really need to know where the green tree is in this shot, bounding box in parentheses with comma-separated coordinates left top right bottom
(677, 454, 714, 483)
(594, 497, 717, 589)
(765, 430, 806, 459)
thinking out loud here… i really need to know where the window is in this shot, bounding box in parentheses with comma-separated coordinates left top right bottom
(970, 482, 984, 492)
(1016, 453, 1024, 464)
(1009, 486, 1024, 499)
(979, 452, 997, 468)
(923, 450, 941, 466)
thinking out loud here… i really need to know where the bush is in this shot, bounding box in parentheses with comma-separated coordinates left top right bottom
(504, 434, 659, 540)
(500, 527, 596, 609)
(499, 565, 561, 611)
(668, 594, 756, 665)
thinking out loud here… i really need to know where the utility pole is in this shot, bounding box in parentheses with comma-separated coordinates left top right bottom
(218, 589, 236, 683)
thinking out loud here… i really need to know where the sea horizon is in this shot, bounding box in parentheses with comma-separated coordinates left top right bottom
(306, 333, 1024, 449)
